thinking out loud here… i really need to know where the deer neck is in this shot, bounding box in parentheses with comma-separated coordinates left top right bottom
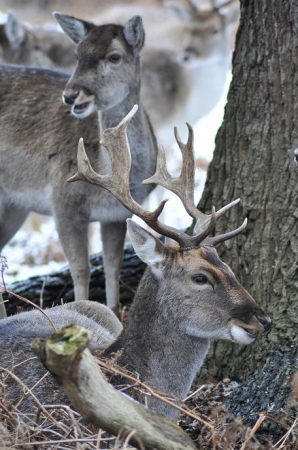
(106, 269, 210, 418)
(99, 70, 141, 132)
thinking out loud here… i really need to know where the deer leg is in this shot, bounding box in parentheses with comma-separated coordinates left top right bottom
(0, 203, 30, 319)
(101, 221, 127, 311)
(54, 209, 90, 301)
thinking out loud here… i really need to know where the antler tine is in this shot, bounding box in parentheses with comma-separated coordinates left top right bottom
(68, 105, 138, 191)
(202, 217, 248, 246)
(144, 123, 210, 228)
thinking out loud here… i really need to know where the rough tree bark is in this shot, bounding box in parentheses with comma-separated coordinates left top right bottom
(198, 0, 298, 381)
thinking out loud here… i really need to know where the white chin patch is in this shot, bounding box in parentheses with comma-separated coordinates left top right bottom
(71, 102, 95, 119)
(230, 325, 256, 345)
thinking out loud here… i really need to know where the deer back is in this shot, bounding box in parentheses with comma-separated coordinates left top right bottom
(0, 301, 122, 412)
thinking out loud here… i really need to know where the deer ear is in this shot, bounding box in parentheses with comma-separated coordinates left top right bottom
(53, 12, 94, 44)
(123, 16, 145, 54)
(127, 219, 168, 267)
(5, 11, 25, 46)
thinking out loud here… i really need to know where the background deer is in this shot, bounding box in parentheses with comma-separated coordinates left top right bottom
(0, 108, 271, 420)
(0, 10, 75, 70)
(0, 14, 158, 318)
(97, 0, 239, 145)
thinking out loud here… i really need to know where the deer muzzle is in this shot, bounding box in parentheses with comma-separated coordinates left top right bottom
(63, 88, 95, 119)
(229, 313, 271, 345)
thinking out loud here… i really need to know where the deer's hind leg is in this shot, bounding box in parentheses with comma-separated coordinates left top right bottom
(0, 201, 30, 318)
(101, 221, 127, 312)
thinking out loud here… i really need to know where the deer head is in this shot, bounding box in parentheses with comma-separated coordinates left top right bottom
(163, 0, 240, 66)
(54, 13, 145, 119)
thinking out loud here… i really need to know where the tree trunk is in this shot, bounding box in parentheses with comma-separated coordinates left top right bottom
(198, 0, 298, 381)
(2, 245, 146, 316)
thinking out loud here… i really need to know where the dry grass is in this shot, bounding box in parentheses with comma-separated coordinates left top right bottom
(0, 338, 297, 450)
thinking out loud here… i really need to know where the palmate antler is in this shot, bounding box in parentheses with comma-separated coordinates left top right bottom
(68, 105, 246, 249)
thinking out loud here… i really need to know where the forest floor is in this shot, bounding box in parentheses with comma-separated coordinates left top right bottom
(1, 367, 297, 449)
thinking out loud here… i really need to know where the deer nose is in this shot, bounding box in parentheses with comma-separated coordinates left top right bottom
(257, 316, 271, 332)
(63, 90, 79, 105)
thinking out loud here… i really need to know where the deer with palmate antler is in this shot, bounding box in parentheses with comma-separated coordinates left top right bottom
(0, 106, 271, 420)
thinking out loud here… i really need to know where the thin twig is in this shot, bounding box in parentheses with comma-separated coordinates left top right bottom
(11, 437, 102, 446)
(183, 384, 207, 402)
(95, 357, 216, 449)
(240, 413, 267, 450)
(240, 412, 290, 450)
(36, 404, 85, 439)
(272, 417, 298, 449)
(0, 367, 68, 434)
(1, 288, 57, 332)
(15, 371, 50, 410)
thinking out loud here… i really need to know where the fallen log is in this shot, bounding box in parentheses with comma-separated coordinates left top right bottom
(33, 324, 197, 450)
(2, 244, 146, 316)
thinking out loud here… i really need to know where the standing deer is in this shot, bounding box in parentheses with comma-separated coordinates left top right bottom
(0, 108, 271, 420)
(0, 14, 157, 319)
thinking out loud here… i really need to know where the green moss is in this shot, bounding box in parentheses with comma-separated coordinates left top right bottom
(45, 324, 90, 356)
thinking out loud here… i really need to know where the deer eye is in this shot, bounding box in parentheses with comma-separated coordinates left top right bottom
(192, 275, 208, 284)
(108, 54, 122, 63)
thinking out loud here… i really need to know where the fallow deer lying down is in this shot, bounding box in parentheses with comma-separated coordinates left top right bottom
(0, 14, 158, 319)
(0, 107, 271, 420)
